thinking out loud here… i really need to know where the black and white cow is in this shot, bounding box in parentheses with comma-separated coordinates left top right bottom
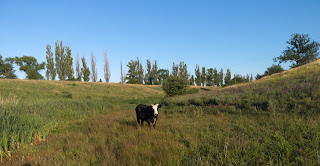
(135, 104, 162, 129)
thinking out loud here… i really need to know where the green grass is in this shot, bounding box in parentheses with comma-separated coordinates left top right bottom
(1, 59, 320, 165)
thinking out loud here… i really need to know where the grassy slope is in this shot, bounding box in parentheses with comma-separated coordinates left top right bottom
(1, 59, 320, 165)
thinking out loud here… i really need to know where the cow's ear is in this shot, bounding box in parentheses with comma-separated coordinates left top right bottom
(158, 104, 162, 108)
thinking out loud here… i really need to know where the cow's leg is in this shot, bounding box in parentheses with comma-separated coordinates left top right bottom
(148, 122, 151, 129)
(137, 117, 140, 128)
(153, 124, 156, 129)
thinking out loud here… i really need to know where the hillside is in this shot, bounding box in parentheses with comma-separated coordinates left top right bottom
(0, 80, 163, 163)
(1, 60, 320, 165)
(164, 59, 320, 115)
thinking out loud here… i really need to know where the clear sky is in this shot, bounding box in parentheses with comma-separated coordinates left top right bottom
(1, 0, 320, 82)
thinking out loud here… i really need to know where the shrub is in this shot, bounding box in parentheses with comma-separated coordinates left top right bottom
(162, 76, 187, 97)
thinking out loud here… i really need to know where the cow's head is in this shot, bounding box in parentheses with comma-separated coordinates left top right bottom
(151, 104, 161, 117)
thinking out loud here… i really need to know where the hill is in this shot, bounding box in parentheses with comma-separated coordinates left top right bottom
(164, 59, 320, 115)
(0, 80, 163, 163)
(1, 59, 320, 165)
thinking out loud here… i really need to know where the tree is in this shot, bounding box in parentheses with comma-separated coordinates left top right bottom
(256, 64, 284, 80)
(189, 75, 195, 86)
(126, 58, 143, 84)
(45, 44, 56, 80)
(171, 62, 178, 77)
(224, 69, 231, 86)
(81, 56, 90, 82)
(14, 56, 45, 80)
(55, 41, 67, 80)
(219, 68, 224, 86)
(75, 52, 81, 81)
(145, 59, 152, 85)
(213, 68, 219, 86)
(65, 45, 74, 80)
(152, 60, 160, 85)
(195, 64, 201, 86)
(201, 67, 206, 86)
(206, 68, 214, 86)
(158, 69, 169, 85)
(120, 60, 126, 83)
(274, 33, 320, 68)
(0, 55, 16, 79)
(90, 51, 97, 82)
(178, 61, 188, 84)
(104, 51, 111, 83)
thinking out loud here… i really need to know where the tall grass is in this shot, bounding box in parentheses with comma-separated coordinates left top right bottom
(0, 80, 163, 162)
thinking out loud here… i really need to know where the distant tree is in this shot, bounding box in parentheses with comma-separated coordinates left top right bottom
(171, 62, 178, 77)
(256, 64, 284, 80)
(45, 44, 56, 80)
(158, 69, 169, 85)
(230, 74, 247, 85)
(14, 56, 45, 80)
(201, 67, 206, 86)
(213, 68, 219, 86)
(90, 51, 97, 82)
(120, 60, 126, 83)
(98, 78, 103, 82)
(75, 52, 81, 81)
(274, 33, 320, 68)
(55, 41, 67, 80)
(189, 75, 195, 86)
(152, 60, 160, 85)
(126, 58, 143, 84)
(224, 69, 232, 86)
(195, 64, 201, 86)
(206, 68, 214, 86)
(81, 56, 90, 82)
(219, 68, 224, 86)
(65, 45, 74, 80)
(0, 55, 16, 79)
(145, 59, 152, 85)
(104, 51, 111, 83)
(250, 74, 253, 82)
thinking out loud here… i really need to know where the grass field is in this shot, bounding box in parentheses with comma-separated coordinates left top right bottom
(1, 59, 320, 165)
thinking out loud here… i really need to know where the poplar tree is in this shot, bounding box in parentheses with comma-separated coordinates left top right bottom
(201, 67, 206, 86)
(75, 52, 81, 81)
(55, 41, 67, 80)
(195, 64, 201, 86)
(213, 68, 219, 86)
(145, 59, 152, 85)
(104, 51, 111, 83)
(45, 44, 56, 80)
(120, 60, 126, 83)
(224, 69, 231, 86)
(91, 51, 97, 82)
(65, 45, 74, 80)
(81, 56, 90, 82)
(219, 68, 224, 86)
(206, 68, 214, 86)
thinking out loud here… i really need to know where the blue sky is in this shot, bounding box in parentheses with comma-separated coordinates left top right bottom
(1, 0, 320, 82)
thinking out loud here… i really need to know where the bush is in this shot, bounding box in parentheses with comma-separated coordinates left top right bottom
(162, 76, 187, 97)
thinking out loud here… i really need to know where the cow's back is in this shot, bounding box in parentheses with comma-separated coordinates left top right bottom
(136, 104, 154, 120)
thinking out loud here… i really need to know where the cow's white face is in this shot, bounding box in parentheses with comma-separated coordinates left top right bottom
(151, 104, 159, 116)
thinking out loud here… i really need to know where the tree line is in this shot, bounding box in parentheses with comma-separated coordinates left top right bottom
(1, 34, 319, 84)
(0, 40, 111, 82)
(125, 57, 253, 87)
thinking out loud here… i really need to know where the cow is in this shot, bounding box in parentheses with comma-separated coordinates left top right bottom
(135, 104, 162, 129)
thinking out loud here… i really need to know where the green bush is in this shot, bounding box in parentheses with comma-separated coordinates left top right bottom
(162, 76, 187, 97)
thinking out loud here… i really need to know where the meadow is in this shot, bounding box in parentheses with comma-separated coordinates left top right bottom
(1, 59, 320, 165)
